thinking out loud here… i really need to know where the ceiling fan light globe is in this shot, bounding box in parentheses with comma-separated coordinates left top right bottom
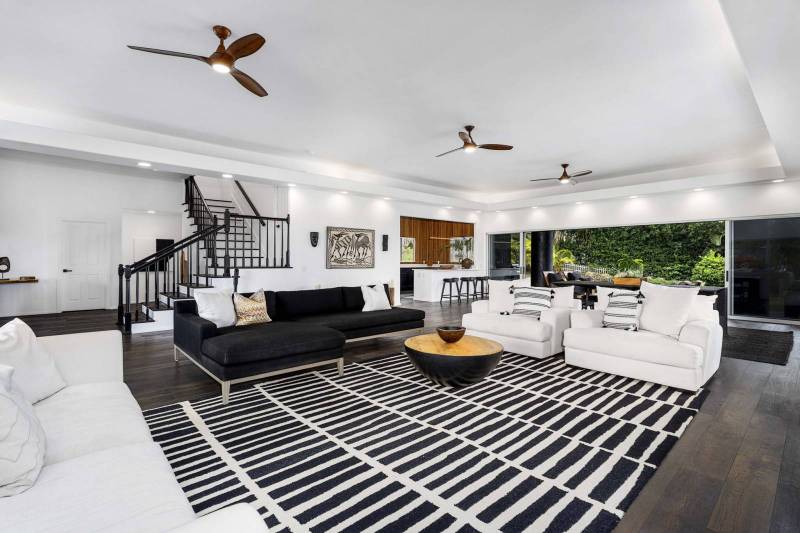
(212, 63, 231, 73)
(559, 177, 571, 184)
(464, 144, 477, 153)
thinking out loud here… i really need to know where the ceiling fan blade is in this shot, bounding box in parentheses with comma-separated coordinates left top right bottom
(226, 33, 266, 60)
(571, 170, 592, 177)
(435, 147, 465, 158)
(127, 45, 208, 63)
(458, 131, 470, 143)
(529, 178, 557, 182)
(478, 144, 513, 151)
(230, 68, 268, 96)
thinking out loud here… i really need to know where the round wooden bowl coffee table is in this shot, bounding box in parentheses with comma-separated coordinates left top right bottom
(404, 333, 503, 387)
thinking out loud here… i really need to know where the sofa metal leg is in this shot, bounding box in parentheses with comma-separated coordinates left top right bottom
(221, 382, 230, 404)
(173, 345, 179, 363)
(337, 358, 344, 376)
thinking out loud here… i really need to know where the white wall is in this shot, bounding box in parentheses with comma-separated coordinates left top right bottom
(479, 181, 800, 235)
(228, 185, 481, 303)
(0, 150, 184, 316)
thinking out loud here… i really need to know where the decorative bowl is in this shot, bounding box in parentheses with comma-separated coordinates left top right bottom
(437, 326, 466, 343)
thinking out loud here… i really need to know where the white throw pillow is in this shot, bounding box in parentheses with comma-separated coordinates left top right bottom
(511, 287, 553, 319)
(488, 280, 527, 313)
(362, 285, 391, 312)
(687, 294, 718, 322)
(193, 288, 236, 328)
(595, 286, 638, 311)
(551, 285, 575, 308)
(0, 364, 46, 496)
(0, 319, 66, 404)
(602, 291, 644, 331)
(639, 281, 700, 337)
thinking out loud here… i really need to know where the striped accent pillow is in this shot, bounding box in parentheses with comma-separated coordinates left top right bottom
(511, 287, 553, 319)
(602, 291, 644, 330)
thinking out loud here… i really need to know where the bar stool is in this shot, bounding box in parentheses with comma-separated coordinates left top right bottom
(475, 276, 490, 299)
(459, 276, 477, 301)
(440, 277, 460, 303)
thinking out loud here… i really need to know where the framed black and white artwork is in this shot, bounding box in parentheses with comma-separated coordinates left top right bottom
(326, 227, 375, 269)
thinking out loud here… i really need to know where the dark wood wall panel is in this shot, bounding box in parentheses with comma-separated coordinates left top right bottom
(400, 216, 474, 265)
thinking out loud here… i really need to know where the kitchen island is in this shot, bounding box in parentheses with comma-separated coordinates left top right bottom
(413, 268, 486, 302)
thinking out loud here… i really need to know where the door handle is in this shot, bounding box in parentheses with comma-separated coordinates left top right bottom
(62, 269, 73, 273)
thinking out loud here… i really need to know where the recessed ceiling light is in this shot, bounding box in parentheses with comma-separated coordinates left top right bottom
(772, 179, 785, 183)
(146, 210, 156, 214)
(137, 161, 151, 168)
(575, 201, 584, 205)
(383, 197, 391, 200)
(444, 206, 453, 209)
(496, 210, 502, 213)
(693, 188, 705, 192)
(339, 191, 348, 195)
(221, 173, 233, 179)
(287, 183, 297, 187)
(531, 206, 539, 209)
(629, 195, 639, 199)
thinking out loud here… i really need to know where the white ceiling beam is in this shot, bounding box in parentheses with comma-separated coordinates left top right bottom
(719, 0, 800, 176)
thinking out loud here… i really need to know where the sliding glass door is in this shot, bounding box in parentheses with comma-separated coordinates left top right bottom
(488, 233, 521, 280)
(731, 217, 800, 321)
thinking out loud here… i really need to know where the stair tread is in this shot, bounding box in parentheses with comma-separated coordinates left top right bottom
(160, 291, 194, 300)
(177, 283, 213, 289)
(142, 302, 171, 312)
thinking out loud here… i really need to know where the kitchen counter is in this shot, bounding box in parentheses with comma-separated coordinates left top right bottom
(413, 268, 485, 302)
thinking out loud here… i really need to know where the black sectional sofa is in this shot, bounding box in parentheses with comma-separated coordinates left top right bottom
(173, 285, 425, 403)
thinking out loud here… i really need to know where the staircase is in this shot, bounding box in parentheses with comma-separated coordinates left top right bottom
(117, 176, 290, 334)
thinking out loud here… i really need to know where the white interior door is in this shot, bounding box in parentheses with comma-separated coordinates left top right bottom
(61, 221, 107, 311)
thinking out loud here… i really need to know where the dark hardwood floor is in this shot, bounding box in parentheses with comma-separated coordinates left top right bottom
(2, 302, 798, 533)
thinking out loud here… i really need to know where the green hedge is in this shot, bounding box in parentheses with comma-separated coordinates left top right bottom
(556, 221, 724, 281)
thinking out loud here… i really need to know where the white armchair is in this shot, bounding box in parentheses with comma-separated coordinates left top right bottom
(564, 309, 722, 391)
(462, 283, 581, 358)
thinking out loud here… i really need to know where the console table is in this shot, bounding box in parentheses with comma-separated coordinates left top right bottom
(0, 278, 38, 285)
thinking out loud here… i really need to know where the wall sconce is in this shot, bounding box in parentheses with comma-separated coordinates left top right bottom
(382, 235, 389, 251)
(310, 232, 319, 247)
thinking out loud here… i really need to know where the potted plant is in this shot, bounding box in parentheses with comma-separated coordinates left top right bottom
(614, 256, 645, 287)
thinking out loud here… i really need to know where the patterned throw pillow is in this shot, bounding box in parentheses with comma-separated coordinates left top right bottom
(233, 289, 272, 326)
(602, 291, 644, 330)
(511, 287, 553, 319)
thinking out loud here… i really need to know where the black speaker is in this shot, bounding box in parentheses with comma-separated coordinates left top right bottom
(382, 235, 389, 251)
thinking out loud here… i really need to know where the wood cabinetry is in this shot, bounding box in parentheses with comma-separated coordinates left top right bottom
(400, 216, 474, 265)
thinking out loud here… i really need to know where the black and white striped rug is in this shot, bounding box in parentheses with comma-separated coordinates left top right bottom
(144, 353, 708, 532)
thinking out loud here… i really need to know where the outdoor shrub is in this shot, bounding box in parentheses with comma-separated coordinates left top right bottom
(691, 250, 725, 286)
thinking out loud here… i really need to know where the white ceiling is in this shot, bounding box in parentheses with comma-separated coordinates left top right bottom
(0, 0, 790, 204)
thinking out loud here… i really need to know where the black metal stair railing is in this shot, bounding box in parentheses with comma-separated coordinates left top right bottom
(116, 176, 291, 333)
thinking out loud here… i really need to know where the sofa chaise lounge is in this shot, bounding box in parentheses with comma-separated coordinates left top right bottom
(174, 285, 425, 402)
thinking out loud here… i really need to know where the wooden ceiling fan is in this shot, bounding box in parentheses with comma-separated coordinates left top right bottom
(435, 125, 513, 157)
(128, 25, 268, 97)
(530, 163, 592, 186)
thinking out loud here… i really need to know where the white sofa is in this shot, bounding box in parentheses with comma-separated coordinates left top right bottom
(564, 308, 723, 391)
(0, 330, 267, 533)
(461, 281, 580, 358)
